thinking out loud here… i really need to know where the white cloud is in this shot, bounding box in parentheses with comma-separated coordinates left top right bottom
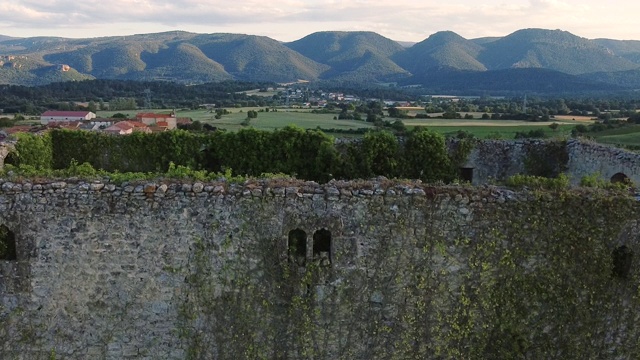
(1, 0, 639, 41)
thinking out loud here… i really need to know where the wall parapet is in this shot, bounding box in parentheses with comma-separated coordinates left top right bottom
(0, 177, 564, 205)
(1, 179, 639, 359)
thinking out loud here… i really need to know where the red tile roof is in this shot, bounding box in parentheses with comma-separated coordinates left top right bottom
(112, 121, 148, 130)
(41, 111, 92, 117)
(127, 121, 149, 128)
(113, 122, 134, 131)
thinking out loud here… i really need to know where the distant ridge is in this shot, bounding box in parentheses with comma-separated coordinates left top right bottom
(393, 31, 487, 75)
(0, 35, 18, 43)
(1, 28, 639, 92)
(286, 31, 408, 82)
(477, 29, 638, 75)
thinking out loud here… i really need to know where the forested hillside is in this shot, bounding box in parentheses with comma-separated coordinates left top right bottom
(1, 28, 640, 92)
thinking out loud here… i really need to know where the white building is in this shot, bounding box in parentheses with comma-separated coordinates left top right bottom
(40, 111, 96, 124)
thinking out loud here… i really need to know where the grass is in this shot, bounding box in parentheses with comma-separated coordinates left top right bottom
(597, 133, 640, 146)
(402, 118, 580, 127)
(179, 108, 375, 132)
(98, 107, 374, 132)
(421, 125, 575, 139)
(95, 108, 581, 138)
(240, 88, 283, 97)
(588, 125, 640, 146)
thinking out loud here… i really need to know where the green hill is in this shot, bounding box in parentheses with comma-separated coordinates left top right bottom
(478, 29, 639, 75)
(193, 34, 329, 82)
(31, 65, 95, 85)
(0, 60, 94, 86)
(470, 37, 501, 45)
(320, 51, 410, 83)
(578, 69, 640, 89)
(593, 38, 640, 64)
(1, 28, 640, 91)
(394, 31, 487, 74)
(403, 68, 622, 94)
(286, 31, 408, 82)
(0, 35, 17, 43)
(138, 43, 232, 82)
(41, 33, 327, 83)
(286, 31, 404, 65)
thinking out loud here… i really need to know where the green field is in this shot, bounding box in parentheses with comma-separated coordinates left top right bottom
(589, 125, 640, 146)
(179, 108, 375, 132)
(97, 108, 375, 132)
(422, 125, 575, 139)
(93, 108, 585, 140)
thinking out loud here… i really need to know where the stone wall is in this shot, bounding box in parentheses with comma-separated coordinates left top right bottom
(462, 139, 640, 185)
(460, 140, 532, 184)
(567, 140, 640, 184)
(3, 136, 640, 186)
(0, 142, 15, 171)
(1, 178, 639, 359)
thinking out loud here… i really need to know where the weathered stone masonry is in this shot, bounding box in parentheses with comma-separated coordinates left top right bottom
(1, 179, 639, 359)
(461, 139, 640, 185)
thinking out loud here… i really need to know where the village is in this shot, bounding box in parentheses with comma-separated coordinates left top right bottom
(0, 110, 193, 139)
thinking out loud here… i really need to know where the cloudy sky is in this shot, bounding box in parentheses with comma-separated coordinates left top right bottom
(1, 0, 639, 42)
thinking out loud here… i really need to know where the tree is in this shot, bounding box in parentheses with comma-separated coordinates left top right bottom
(442, 111, 462, 119)
(87, 100, 97, 113)
(0, 117, 16, 128)
(390, 120, 407, 134)
(360, 131, 400, 178)
(388, 107, 407, 118)
(548, 122, 559, 131)
(403, 129, 451, 182)
(247, 110, 258, 119)
(109, 97, 137, 110)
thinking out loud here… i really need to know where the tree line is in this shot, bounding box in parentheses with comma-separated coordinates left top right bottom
(7, 127, 473, 183)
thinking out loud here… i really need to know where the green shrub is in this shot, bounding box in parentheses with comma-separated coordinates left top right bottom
(580, 173, 608, 188)
(581, 173, 633, 191)
(505, 173, 570, 190)
(66, 160, 98, 177)
(6, 126, 473, 183)
(403, 128, 452, 182)
(7, 132, 53, 170)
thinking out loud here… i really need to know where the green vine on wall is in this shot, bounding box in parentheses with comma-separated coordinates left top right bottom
(172, 189, 640, 359)
(523, 139, 569, 178)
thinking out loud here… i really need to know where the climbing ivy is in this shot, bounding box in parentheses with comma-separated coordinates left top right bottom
(173, 188, 640, 359)
(523, 139, 569, 178)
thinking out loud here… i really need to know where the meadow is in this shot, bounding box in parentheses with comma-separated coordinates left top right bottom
(95, 107, 586, 139)
(586, 124, 640, 146)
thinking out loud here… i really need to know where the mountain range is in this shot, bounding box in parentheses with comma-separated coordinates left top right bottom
(2, 28, 640, 93)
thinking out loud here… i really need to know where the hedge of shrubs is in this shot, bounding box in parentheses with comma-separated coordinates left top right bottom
(6, 126, 474, 183)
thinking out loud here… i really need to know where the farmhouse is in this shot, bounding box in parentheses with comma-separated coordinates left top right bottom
(103, 121, 151, 135)
(136, 112, 177, 130)
(40, 110, 96, 124)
